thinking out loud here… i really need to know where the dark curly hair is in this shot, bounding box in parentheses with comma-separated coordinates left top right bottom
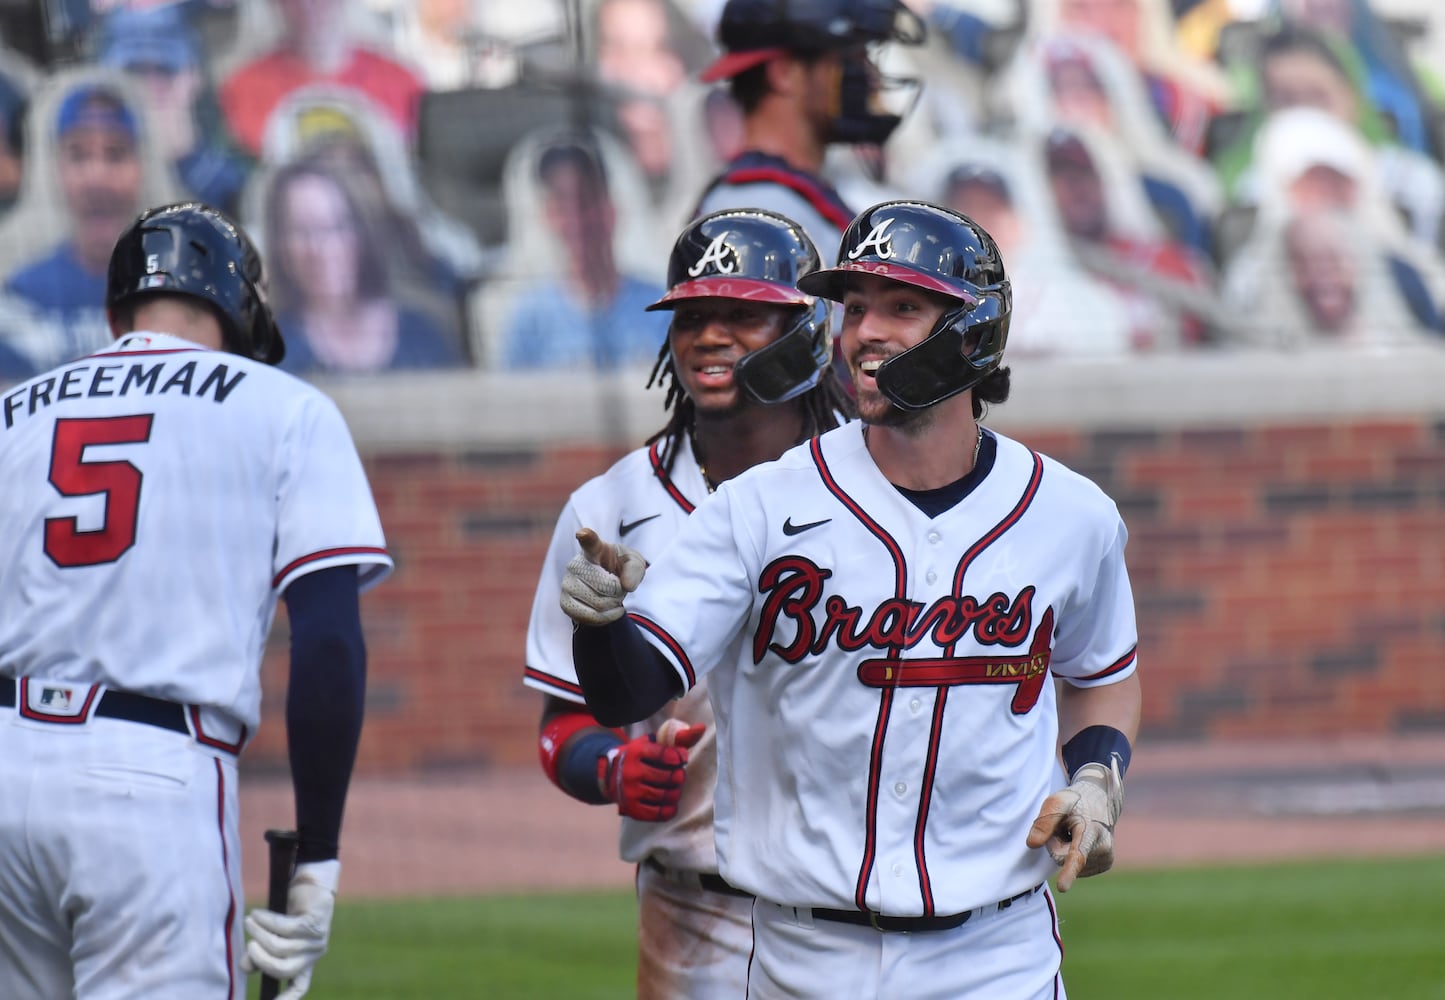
(972, 366, 1010, 419)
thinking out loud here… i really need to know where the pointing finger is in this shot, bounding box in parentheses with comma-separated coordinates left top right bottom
(576, 527, 625, 576)
(576, 527, 605, 562)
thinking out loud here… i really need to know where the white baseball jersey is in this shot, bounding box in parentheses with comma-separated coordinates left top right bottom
(0, 331, 391, 997)
(524, 434, 721, 874)
(627, 422, 1138, 916)
(0, 332, 392, 734)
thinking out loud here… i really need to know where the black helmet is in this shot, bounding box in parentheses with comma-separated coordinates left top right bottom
(107, 202, 285, 365)
(647, 208, 831, 405)
(700, 0, 926, 145)
(798, 200, 1010, 410)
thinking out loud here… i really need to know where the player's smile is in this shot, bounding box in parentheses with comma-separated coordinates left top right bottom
(669, 297, 789, 408)
(678, 353, 742, 406)
(693, 361, 736, 389)
(853, 354, 890, 384)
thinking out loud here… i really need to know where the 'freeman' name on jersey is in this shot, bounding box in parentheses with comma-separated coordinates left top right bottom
(4, 356, 247, 429)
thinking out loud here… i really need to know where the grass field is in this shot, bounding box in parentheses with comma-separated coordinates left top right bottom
(250, 854, 1445, 999)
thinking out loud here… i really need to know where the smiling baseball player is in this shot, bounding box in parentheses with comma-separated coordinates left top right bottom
(561, 200, 1141, 998)
(524, 207, 853, 998)
(0, 202, 391, 999)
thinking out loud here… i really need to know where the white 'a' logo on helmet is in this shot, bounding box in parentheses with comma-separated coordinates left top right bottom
(686, 232, 737, 277)
(847, 218, 895, 260)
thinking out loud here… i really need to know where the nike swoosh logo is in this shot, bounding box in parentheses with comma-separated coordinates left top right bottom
(619, 514, 662, 537)
(782, 517, 831, 536)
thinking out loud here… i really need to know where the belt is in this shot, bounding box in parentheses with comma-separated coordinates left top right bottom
(809, 883, 1044, 933)
(1, 675, 189, 735)
(643, 857, 753, 899)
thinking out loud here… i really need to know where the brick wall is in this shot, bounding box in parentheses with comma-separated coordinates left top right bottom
(246, 412, 1445, 775)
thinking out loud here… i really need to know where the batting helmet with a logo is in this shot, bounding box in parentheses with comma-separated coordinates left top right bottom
(107, 202, 285, 365)
(799, 200, 1010, 410)
(647, 208, 831, 405)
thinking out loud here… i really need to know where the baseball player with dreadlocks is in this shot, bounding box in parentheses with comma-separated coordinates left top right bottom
(523, 208, 852, 998)
(560, 201, 1142, 998)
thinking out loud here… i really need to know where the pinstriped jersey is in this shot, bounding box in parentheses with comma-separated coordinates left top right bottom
(0, 333, 392, 734)
(523, 434, 722, 874)
(626, 422, 1139, 915)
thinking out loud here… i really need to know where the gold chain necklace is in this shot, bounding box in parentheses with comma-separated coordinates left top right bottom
(689, 428, 717, 494)
(861, 424, 984, 473)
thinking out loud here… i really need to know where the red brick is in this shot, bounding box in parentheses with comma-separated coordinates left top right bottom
(1299, 452, 1389, 481)
(1341, 420, 1426, 449)
(1124, 451, 1213, 487)
(1255, 424, 1339, 451)
(1168, 483, 1259, 521)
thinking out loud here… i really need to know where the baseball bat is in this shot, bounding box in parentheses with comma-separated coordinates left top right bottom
(259, 828, 300, 1000)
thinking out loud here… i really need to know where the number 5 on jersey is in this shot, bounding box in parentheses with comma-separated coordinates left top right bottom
(45, 414, 154, 568)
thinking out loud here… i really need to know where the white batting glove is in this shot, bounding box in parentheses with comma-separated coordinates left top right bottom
(241, 859, 340, 1000)
(1025, 759, 1124, 892)
(560, 527, 647, 626)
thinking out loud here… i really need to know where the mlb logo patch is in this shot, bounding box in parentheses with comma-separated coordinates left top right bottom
(23, 680, 94, 720)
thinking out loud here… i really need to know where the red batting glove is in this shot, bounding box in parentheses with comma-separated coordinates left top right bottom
(597, 725, 706, 822)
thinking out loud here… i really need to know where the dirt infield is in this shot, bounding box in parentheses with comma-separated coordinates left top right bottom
(238, 734, 1445, 901)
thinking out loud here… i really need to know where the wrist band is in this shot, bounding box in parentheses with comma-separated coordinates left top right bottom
(539, 710, 622, 804)
(1062, 725, 1132, 779)
(564, 731, 625, 803)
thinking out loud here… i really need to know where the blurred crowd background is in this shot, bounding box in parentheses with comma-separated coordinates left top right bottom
(0, 0, 1442, 387)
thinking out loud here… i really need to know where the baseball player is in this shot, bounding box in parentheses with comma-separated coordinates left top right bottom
(561, 201, 1142, 998)
(0, 202, 392, 999)
(694, 0, 927, 258)
(524, 208, 853, 998)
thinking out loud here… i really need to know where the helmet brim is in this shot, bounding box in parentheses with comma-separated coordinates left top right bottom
(645, 277, 814, 311)
(699, 48, 787, 83)
(797, 261, 979, 306)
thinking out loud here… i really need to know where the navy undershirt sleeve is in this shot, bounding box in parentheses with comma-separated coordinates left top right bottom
(572, 617, 682, 727)
(283, 565, 366, 864)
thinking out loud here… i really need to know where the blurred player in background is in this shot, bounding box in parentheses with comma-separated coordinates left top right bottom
(523, 208, 852, 998)
(693, 0, 927, 258)
(0, 202, 391, 998)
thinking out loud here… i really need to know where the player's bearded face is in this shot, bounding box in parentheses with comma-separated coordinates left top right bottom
(668, 298, 788, 413)
(841, 276, 948, 428)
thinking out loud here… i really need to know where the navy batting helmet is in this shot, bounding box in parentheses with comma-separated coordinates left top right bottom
(647, 208, 831, 405)
(700, 0, 926, 145)
(107, 202, 285, 365)
(798, 200, 1010, 411)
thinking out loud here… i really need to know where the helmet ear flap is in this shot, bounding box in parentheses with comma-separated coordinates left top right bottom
(874, 288, 1009, 411)
(733, 298, 833, 404)
(251, 309, 286, 365)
